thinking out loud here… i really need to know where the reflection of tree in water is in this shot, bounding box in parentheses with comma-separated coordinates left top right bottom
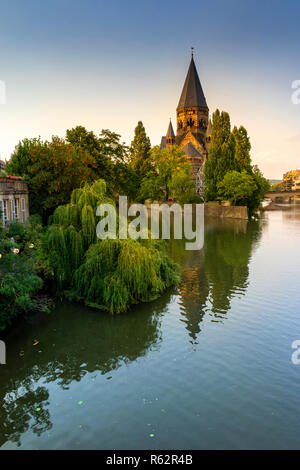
(170, 218, 262, 340)
(0, 295, 170, 447)
(0, 386, 51, 447)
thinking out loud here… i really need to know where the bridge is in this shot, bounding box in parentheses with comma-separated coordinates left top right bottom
(265, 190, 300, 203)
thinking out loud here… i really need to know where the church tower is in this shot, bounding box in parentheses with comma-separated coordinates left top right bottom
(176, 53, 209, 145)
(166, 120, 175, 148)
(160, 52, 210, 195)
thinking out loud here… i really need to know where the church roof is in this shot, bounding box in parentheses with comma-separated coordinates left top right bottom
(160, 136, 166, 149)
(182, 142, 202, 157)
(166, 120, 175, 137)
(177, 56, 208, 109)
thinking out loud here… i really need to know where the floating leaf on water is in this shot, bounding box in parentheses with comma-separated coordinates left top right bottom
(149, 433, 155, 438)
(78, 400, 83, 405)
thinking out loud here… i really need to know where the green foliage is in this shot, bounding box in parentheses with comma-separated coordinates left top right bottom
(204, 109, 269, 216)
(232, 125, 252, 171)
(217, 170, 257, 206)
(66, 126, 139, 200)
(71, 238, 180, 314)
(0, 218, 51, 330)
(138, 145, 194, 202)
(97, 129, 135, 198)
(129, 121, 152, 175)
(5, 138, 45, 177)
(204, 110, 237, 200)
(47, 180, 111, 286)
(5, 136, 96, 221)
(217, 167, 270, 216)
(168, 165, 202, 204)
(270, 182, 283, 192)
(45, 178, 180, 313)
(66, 125, 114, 183)
(247, 165, 270, 215)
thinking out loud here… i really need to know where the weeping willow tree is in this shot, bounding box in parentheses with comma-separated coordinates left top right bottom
(45, 179, 180, 313)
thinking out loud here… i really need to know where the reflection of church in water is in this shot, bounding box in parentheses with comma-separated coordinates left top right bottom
(160, 52, 212, 194)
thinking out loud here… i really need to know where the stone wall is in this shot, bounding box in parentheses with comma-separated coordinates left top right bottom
(204, 203, 248, 220)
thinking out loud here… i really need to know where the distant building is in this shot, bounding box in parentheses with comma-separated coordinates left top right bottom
(0, 160, 5, 172)
(160, 53, 211, 194)
(282, 170, 300, 191)
(0, 176, 30, 226)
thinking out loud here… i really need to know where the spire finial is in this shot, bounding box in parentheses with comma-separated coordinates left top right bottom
(191, 47, 194, 58)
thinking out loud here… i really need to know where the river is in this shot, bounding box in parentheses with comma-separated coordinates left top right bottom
(1, 205, 300, 449)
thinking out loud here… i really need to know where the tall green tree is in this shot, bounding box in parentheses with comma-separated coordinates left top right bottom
(232, 125, 252, 171)
(98, 129, 139, 200)
(204, 110, 237, 200)
(129, 121, 152, 174)
(5, 138, 46, 177)
(66, 126, 113, 179)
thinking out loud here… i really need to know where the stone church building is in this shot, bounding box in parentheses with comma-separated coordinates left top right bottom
(160, 54, 211, 194)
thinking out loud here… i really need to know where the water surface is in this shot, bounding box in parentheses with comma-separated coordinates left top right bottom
(1, 207, 300, 449)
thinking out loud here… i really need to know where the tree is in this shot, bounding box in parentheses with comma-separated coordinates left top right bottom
(168, 165, 201, 204)
(270, 181, 283, 192)
(217, 168, 270, 217)
(138, 145, 193, 202)
(232, 126, 252, 171)
(247, 165, 270, 215)
(45, 179, 179, 313)
(129, 121, 152, 174)
(6, 136, 96, 221)
(5, 138, 46, 177)
(204, 110, 237, 200)
(97, 129, 139, 199)
(0, 217, 52, 330)
(217, 170, 257, 206)
(66, 126, 113, 180)
(66, 126, 139, 199)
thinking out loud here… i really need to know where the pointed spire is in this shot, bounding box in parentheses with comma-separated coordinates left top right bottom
(177, 55, 208, 109)
(166, 119, 175, 138)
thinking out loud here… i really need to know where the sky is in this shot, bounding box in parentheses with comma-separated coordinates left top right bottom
(0, 0, 299, 178)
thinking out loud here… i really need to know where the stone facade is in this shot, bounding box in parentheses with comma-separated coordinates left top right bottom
(282, 169, 300, 191)
(0, 176, 30, 226)
(161, 55, 211, 195)
(204, 203, 248, 220)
